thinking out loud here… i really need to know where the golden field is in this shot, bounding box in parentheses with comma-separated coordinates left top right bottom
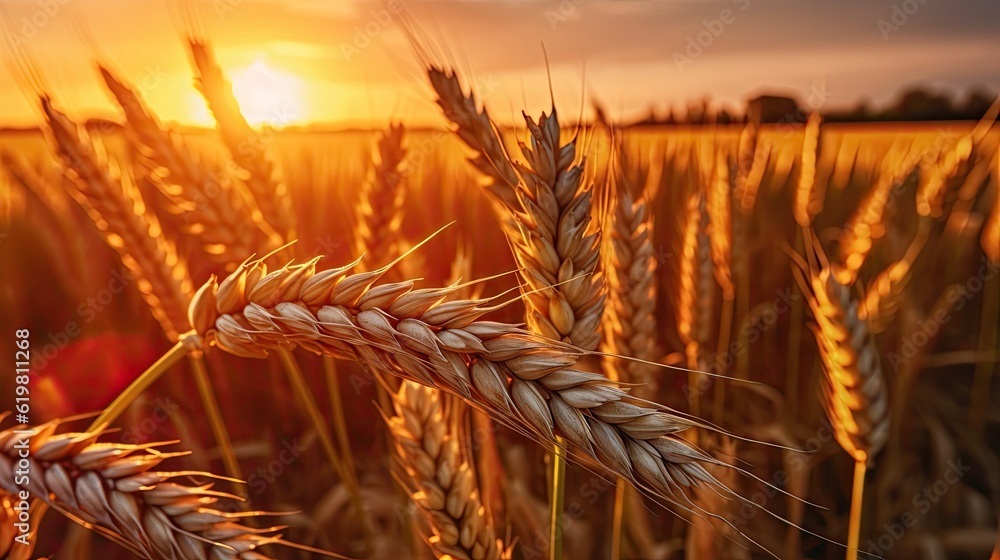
(0, 56, 998, 560)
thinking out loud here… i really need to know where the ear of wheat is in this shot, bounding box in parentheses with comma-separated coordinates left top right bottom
(426, 67, 520, 213)
(601, 172, 659, 399)
(916, 133, 974, 218)
(834, 150, 918, 285)
(733, 113, 766, 215)
(0, 418, 310, 560)
(798, 265, 889, 463)
(708, 147, 734, 301)
(793, 112, 823, 227)
(99, 65, 281, 266)
(41, 97, 192, 341)
(677, 190, 715, 376)
(858, 225, 927, 335)
(356, 123, 408, 271)
(186, 257, 738, 514)
(188, 39, 295, 241)
(388, 382, 504, 560)
(507, 109, 606, 351)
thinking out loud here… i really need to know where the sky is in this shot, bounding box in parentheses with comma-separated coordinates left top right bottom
(0, 0, 997, 128)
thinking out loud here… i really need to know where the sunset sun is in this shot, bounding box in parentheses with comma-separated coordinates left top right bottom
(228, 59, 306, 127)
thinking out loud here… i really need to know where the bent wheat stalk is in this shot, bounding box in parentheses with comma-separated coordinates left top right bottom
(0, 417, 330, 560)
(426, 66, 520, 212)
(188, 39, 295, 241)
(99, 65, 281, 266)
(388, 382, 504, 560)
(42, 97, 191, 341)
(42, 97, 245, 506)
(184, 256, 741, 526)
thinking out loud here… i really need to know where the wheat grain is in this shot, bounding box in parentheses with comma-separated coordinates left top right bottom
(0, 418, 296, 560)
(858, 260, 910, 336)
(41, 97, 192, 341)
(388, 382, 504, 560)
(797, 265, 889, 464)
(858, 225, 927, 335)
(188, 39, 295, 240)
(186, 257, 737, 511)
(99, 65, 281, 267)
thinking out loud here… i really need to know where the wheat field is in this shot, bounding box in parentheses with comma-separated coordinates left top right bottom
(0, 31, 998, 560)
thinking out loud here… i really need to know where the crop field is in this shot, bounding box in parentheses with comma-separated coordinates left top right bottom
(0, 15, 997, 560)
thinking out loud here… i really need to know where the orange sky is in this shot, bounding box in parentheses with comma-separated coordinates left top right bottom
(1, 0, 997, 129)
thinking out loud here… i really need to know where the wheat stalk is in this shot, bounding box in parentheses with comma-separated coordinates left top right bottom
(799, 265, 889, 464)
(984, 147, 1000, 264)
(0, 417, 314, 560)
(41, 97, 192, 341)
(793, 113, 823, 227)
(795, 251, 888, 560)
(677, 190, 715, 388)
(188, 39, 295, 240)
(356, 123, 408, 272)
(834, 149, 918, 285)
(426, 66, 520, 213)
(707, 147, 734, 301)
(388, 382, 504, 560)
(99, 65, 281, 267)
(502, 108, 605, 558)
(858, 224, 927, 335)
(733, 113, 766, 215)
(916, 133, 974, 218)
(185, 256, 739, 517)
(601, 175, 659, 400)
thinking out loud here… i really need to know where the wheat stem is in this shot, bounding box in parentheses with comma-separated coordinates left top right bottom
(188, 354, 247, 506)
(323, 357, 361, 494)
(846, 460, 867, 560)
(610, 478, 626, 560)
(549, 437, 567, 560)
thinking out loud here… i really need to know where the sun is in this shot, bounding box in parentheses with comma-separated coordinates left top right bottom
(227, 59, 307, 127)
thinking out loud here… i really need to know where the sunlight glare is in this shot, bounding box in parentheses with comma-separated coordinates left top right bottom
(229, 59, 307, 127)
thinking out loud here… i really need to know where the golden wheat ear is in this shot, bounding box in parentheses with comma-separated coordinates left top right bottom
(0, 417, 348, 560)
(387, 381, 505, 560)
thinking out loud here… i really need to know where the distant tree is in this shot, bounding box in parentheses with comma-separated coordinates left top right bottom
(890, 87, 954, 120)
(962, 88, 995, 119)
